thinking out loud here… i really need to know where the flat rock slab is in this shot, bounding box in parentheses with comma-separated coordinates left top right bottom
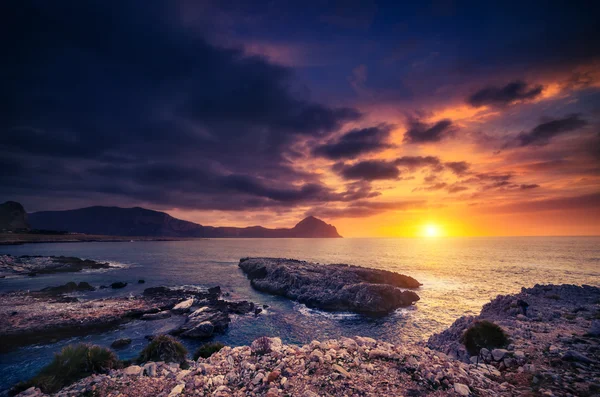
(238, 257, 420, 315)
(0, 254, 112, 277)
(1, 285, 257, 349)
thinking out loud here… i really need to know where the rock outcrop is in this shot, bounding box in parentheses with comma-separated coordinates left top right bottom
(0, 254, 112, 277)
(428, 284, 600, 396)
(0, 201, 30, 231)
(1, 285, 257, 350)
(238, 257, 420, 314)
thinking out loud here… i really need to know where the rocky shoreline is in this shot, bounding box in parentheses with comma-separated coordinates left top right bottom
(0, 255, 114, 277)
(0, 284, 258, 351)
(15, 283, 599, 396)
(239, 257, 421, 314)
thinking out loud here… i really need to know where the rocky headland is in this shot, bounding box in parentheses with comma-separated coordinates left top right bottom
(0, 284, 257, 351)
(0, 255, 113, 277)
(238, 257, 421, 314)
(14, 284, 600, 397)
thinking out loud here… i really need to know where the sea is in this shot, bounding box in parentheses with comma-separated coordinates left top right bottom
(1, 237, 599, 389)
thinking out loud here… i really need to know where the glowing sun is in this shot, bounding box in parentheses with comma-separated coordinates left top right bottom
(422, 224, 441, 237)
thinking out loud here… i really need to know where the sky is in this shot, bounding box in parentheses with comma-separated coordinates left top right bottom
(2, 0, 600, 237)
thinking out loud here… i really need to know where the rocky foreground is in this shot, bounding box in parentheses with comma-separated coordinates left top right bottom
(0, 255, 113, 277)
(239, 257, 421, 314)
(16, 284, 600, 397)
(428, 284, 600, 396)
(0, 285, 257, 350)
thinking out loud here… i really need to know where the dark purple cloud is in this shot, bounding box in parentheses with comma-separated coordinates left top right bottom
(514, 114, 588, 147)
(307, 199, 425, 219)
(0, 1, 362, 212)
(312, 124, 393, 159)
(336, 160, 400, 181)
(394, 156, 443, 171)
(403, 118, 455, 144)
(467, 81, 543, 108)
(444, 161, 470, 175)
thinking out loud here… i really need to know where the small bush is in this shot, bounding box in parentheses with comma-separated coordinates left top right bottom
(13, 344, 120, 394)
(251, 336, 272, 356)
(546, 294, 561, 300)
(193, 342, 225, 360)
(461, 320, 509, 356)
(137, 335, 187, 365)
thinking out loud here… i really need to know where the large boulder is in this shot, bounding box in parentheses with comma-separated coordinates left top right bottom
(172, 307, 230, 339)
(238, 257, 420, 315)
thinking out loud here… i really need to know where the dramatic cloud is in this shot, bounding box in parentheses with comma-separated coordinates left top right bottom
(336, 160, 400, 181)
(520, 184, 540, 190)
(308, 200, 425, 219)
(0, 1, 361, 212)
(515, 114, 588, 147)
(312, 124, 393, 159)
(403, 118, 455, 144)
(394, 156, 443, 171)
(467, 81, 543, 107)
(444, 161, 470, 175)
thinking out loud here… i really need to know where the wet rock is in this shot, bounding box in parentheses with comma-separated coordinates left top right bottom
(141, 311, 171, 320)
(0, 254, 112, 276)
(239, 257, 420, 314)
(172, 298, 194, 314)
(40, 281, 95, 295)
(111, 282, 128, 289)
(111, 338, 132, 349)
(138, 279, 145, 284)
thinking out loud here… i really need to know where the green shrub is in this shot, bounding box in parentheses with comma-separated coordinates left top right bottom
(193, 342, 225, 360)
(137, 335, 187, 365)
(13, 344, 119, 394)
(461, 320, 509, 356)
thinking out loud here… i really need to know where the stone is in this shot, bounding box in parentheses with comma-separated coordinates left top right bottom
(181, 320, 214, 338)
(176, 369, 191, 382)
(332, 364, 351, 378)
(111, 282, 128, 289)
(491, 348, 508, 361)
(111, 338, 132, 349)
(168, 383, 185, 397)
(513, 350, 525, 359)
(141, 311, 171, 320)
(143, 362, 157, 377)
(563, 350, 594, 363)
(238, 257, 420, 314)
(122, 365, 143, 376)
(252, 373, 264, 385)
(454, 382, 470, 396)
(266, 370, 280, 383)
(172, 298, 194, 314)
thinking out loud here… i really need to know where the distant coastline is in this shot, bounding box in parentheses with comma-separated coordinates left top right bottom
(0, 233, 191, 246)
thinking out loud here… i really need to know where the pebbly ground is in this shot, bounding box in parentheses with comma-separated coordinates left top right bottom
(16, 284, 600, 396)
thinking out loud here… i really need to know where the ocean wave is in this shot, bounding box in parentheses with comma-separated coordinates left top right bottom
(294, 303, 359, 320)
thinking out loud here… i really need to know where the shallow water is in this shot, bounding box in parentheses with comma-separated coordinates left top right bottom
(1, 237, 599, 389)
